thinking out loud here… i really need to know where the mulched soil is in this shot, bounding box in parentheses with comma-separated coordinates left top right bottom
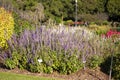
(0, 65, 109, 80)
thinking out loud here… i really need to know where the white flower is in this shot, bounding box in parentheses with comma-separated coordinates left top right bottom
(83, 60, 86, 63)
(38, 59, 43, 63)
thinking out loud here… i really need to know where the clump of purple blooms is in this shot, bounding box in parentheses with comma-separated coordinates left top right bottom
(4, 26, 106, 61)
(1, 26, 114, 73)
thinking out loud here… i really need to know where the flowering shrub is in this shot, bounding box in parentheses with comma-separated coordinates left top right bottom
(106, 29, 120, 38)
(0, 7, 14, 48)
(2, 26, 111, 74)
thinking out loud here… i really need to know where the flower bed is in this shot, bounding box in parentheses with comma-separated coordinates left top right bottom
(0, 26, 110, 74)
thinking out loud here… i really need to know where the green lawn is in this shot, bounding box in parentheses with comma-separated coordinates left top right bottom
(0, 72, 63, 80)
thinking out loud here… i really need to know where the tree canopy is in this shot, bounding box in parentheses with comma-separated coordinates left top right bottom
(107, 0, 120, 21)
(0, 0, 120, 23)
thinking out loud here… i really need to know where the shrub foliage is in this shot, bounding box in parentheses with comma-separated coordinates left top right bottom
(0, 7, 14, 48)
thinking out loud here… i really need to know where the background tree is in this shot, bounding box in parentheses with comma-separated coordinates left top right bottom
(13, 0, 44, 24)
(39, 0, 75, 23)
(1, 0, 120, 24)
(41, 0, 64, 23)
(107, 0, 120, 21)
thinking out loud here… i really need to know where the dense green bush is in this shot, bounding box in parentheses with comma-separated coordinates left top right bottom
(112, 41, 120, 79)
(112, 53, 120, 79)
(102, 21, 109, 25)
(4, 47, 83, 74)
(5, 50, 20, 69)
(100, 41, 120, 79)
(5, 58, 16, 69)
(13, 13, 33, 35)
(116, 27, 120, 32)
(28, 48, 83, 74)
(101, 52, 120, 80)
(5, 50, 28, 70)
(28, 59, 44, 73)
(87, 55, 103, 69)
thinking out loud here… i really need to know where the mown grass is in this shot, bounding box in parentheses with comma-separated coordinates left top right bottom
(0, 72, 63, 80)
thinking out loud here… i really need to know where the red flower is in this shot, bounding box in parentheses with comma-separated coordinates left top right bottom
(103, 29, 120, 38)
